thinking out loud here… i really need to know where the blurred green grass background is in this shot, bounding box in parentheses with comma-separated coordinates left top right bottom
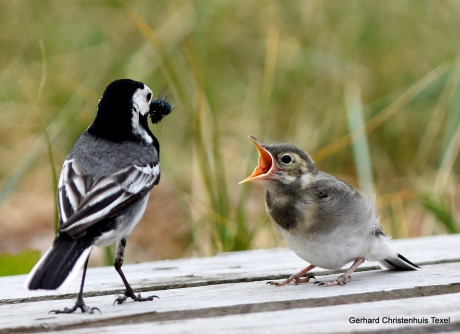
(0, 0, 459, 274)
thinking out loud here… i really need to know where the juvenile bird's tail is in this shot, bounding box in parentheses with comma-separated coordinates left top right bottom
(379, 253, 420, 270)
(25, 233, 93, 290)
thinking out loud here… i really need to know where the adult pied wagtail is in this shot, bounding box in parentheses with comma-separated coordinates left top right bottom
(25, 79, 173, 313)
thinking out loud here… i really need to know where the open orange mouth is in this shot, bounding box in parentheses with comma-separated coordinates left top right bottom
(239, 136, 275, 184)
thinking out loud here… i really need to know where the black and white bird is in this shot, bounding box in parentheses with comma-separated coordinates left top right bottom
(25, 79, 173, 313)
(240, 137, 419, 287)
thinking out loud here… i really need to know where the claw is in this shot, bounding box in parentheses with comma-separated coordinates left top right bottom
(314, 275, 351, 287)
(131, 294, 159, 302)
(113, 290, 159, 305)
(113, 295, 128, 305)
(49, 301, 101, 314)
(267, 281, 285, 286)
(267, 273, 316, 287)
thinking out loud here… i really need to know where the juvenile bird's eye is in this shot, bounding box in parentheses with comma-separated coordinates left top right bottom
(281, 154, 292, 164)
(146, 93, 152, 102)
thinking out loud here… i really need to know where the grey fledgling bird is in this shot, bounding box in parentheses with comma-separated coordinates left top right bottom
(25, 79, 173, 313)
(240, 136, 419, 287)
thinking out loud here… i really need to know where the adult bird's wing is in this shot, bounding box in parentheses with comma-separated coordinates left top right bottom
(57, 158, 160, 237)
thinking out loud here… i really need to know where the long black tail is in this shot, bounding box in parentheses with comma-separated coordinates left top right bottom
(379, 253, 421, 271)
(26, 233, 92, 290)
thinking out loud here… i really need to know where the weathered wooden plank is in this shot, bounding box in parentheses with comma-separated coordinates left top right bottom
(0, 261, 459, 333)
(42, 292, 460, 334)
(1, 234, 459, 304)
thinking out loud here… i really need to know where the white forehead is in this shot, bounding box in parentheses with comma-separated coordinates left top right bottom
(131, 84, 153, 116)
(131, 83, 153, 144)
(135, 84, 153, 97)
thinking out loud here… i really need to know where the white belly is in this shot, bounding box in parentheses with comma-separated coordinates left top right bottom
(94, 194, 150, 247)
(279, 226, 395, 270)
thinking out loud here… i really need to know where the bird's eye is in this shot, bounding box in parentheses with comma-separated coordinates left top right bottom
(281, 154, 292, 164)
(146, 93, 152, 102)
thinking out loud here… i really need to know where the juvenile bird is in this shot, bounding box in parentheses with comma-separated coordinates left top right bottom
(25, 79, 173, 313)
(240, 136, 419, 287)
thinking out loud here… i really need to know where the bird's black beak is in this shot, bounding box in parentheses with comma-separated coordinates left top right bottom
(239, 136, 276, 184)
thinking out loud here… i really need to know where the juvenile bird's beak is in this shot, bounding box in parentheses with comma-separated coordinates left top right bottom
(239, 136, 276, 184)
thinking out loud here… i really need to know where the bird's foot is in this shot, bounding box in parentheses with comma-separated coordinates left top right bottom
(50, 298, 100, 314)
(314, 274, 351, 287)
(113, 289, 159, 305)
(267, 274, 315, 287)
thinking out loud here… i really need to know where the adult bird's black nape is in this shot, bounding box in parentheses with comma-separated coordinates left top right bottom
(25, 79, 173, 314)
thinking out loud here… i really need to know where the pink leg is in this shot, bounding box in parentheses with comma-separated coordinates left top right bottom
(267, 264, 316, 287)
(315, 258, 365, 287)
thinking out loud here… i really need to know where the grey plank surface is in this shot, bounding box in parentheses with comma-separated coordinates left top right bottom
(2, 234, 459, 303)
(43, 293, 460, 334)
(0, 234, 459, 333)
(0, 261, 459, 333)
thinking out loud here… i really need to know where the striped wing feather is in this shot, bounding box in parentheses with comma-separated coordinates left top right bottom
(58, 159, 159, 237)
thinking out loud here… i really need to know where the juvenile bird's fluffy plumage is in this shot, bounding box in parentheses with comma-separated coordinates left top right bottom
(241, 136, 419, 287)
(25, 79, 172, 313)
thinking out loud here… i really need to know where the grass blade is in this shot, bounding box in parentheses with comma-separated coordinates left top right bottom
(420, 193, 458, 234)
(0, 77, 94, 212)
(345, 85, 374, 195)
(313, 63, 450, 162)
(37, 40, 59, 233)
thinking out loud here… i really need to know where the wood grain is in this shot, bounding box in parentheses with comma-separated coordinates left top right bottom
(0, 234, 459, 333)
